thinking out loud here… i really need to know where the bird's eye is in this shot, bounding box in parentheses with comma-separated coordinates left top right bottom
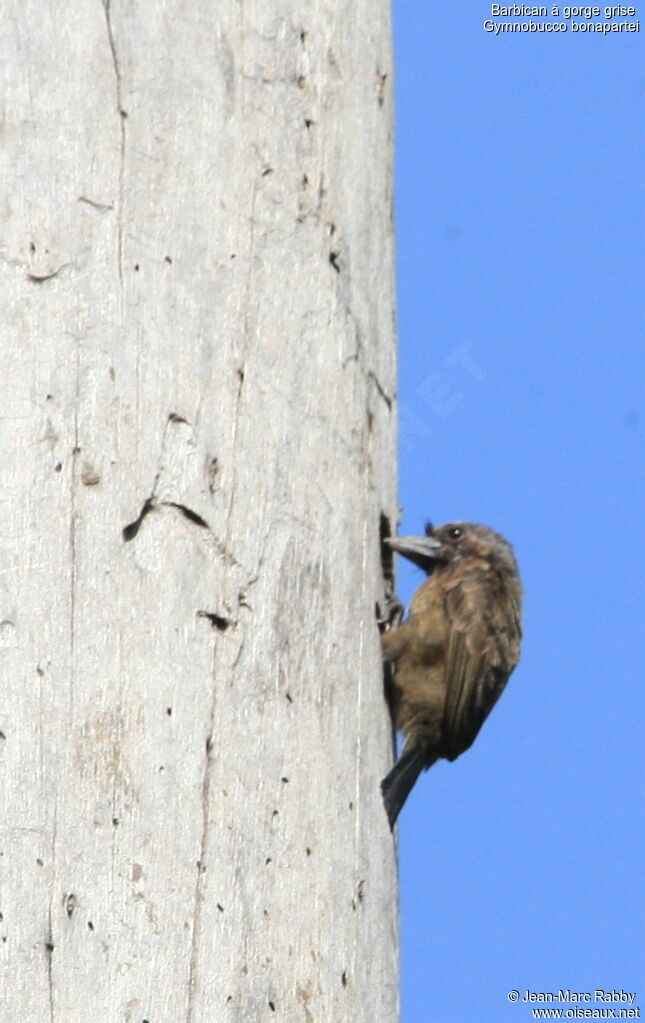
(424, 521, 434, 537)
(448, 527, 463, 541)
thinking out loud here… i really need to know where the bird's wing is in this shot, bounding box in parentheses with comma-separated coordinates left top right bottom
(441, 569, 521, 760)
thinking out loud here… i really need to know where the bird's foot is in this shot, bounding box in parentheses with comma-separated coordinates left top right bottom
(376, 594, 404, 632)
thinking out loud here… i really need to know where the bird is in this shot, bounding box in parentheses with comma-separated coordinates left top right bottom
(381, 520, 522, 830)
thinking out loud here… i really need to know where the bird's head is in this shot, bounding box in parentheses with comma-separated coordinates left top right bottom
(385, 521, 518, 575)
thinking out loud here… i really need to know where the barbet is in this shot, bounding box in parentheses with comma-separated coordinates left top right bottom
(381, 521, 522, 829)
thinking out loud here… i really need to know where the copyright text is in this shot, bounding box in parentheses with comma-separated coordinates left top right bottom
(507, 990, 640, 1020)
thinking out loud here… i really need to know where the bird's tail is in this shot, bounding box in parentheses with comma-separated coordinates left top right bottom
(381, 745, 433, 830)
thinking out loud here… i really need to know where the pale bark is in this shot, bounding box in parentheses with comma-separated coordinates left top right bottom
(0, 2, 398, 1020)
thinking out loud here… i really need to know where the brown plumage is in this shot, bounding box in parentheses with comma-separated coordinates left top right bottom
(381, 521, 522, 829)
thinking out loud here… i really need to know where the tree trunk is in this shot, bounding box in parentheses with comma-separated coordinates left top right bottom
(0, 2, 398, 1020)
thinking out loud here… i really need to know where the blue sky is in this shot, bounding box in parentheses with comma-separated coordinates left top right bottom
(392, 6, 644, 1022)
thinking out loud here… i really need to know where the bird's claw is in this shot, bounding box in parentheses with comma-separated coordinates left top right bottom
(376, 594, 405, 632)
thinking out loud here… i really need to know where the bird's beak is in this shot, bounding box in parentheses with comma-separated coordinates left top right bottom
(385, 535, 441, 571)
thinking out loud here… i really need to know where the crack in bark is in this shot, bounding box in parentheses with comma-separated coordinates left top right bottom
(78, 196, 114, 213)
(197, 609, 233, 632)
(27, 264, 70, 283)
(102, 0, 126, 283)
(367, 370, 393, 411)
(68, 340, 82, 715)
(122, 497, 209, 540)
(123, 497, 238, 566)
(122, 496, 156, 540)
(166, 502, 209, 530)
(46, 918, 54, 1023)
(185, 665, 216, 1023)
(343, 333, 394, 411)
(186, 631, 244, 1023)
(46, 815, 57, 1023)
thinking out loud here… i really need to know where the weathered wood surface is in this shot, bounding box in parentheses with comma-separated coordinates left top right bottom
(0, 2, 398, 1020)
